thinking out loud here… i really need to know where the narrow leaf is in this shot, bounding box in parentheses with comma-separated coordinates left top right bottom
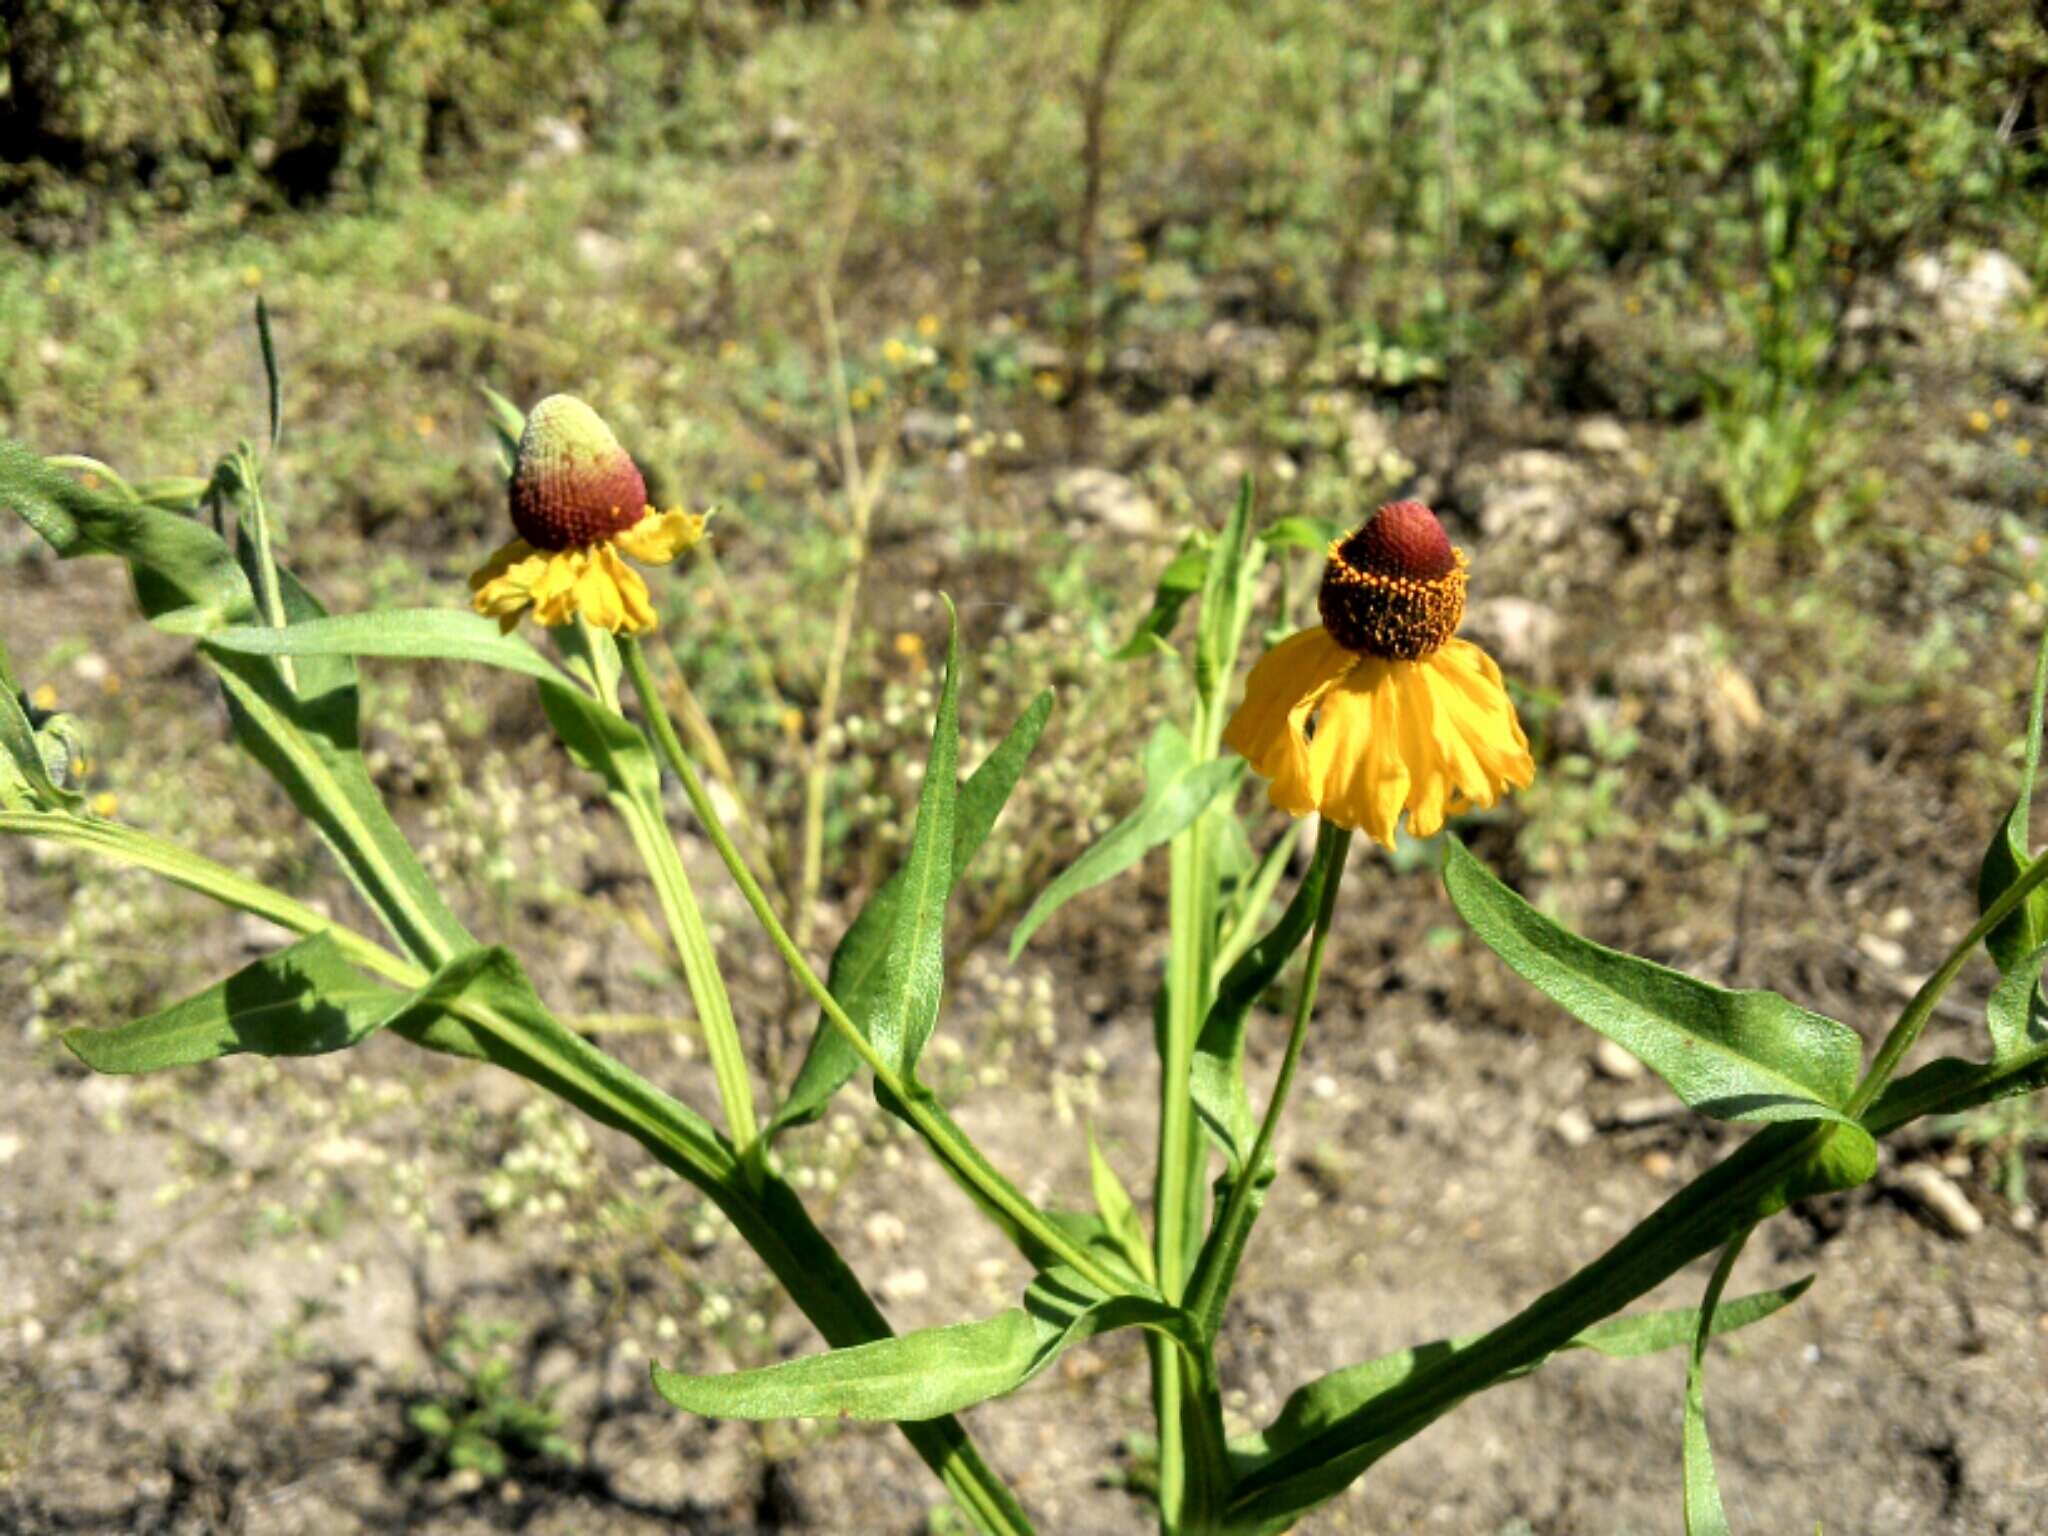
(0, 660, 81, 812)
(478, 383, 527, 472)
(1258, 515, 1342, 555)
(870, 598, 963, 1082)
(1194, 477, 1263, 710)
(1192, 830, 1339, 1173)
(62, 934, 401, 1072)
(653, 1268, 1183, 1423)
(1010, 722, 1244, 958)
(770, 691, 1053, 1138)
(1986, 940, 2048, 1062)
(1088, 1127, 1155, 1285)
(1, 439, 255, 631)
(1977, 622, 2048, 972)
(1682, 1232, 1752, 1536)
(254, 296, 283, 454)
(1443, 838, 1863, 1124)
(1232, 1276, 1810, 1473)
(1112, 536, 1209, 661)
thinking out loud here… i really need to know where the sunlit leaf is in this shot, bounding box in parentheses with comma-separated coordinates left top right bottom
(1443, 837, 1863, 1125)
(653, 1267, 1185, 1423)
(1009, 721, 1244, 958)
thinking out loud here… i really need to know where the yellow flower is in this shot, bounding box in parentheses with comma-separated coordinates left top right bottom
(1224, 500, 1534, 848)
(469, 395, 707, 636)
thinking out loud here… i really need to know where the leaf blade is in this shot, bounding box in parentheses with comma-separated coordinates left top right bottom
(1009, 721, 1244, 958)
(1443, 837, 1862, 1124)
(770, 690, 1053, 1137)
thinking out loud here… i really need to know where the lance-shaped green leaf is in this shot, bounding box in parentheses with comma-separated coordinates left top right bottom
(1113, 534, 1210, 661)
(770, 689, 1053, 1138)
(1194, 476, 1263, 712)
(1443, 837, 1863, 1125)
(1986, 939, 2048, 1062)
(1190, 832, 1341, 1174)
(1864, 1044, 2048, 1135)
(869, 599, 963, 1082)
(1682, 1232, 1750, 1536)
(205, 590, 474, 968)
(653, 1267, 1186, 1423)
(1088, 1127, 1156, 1285)
(1258, 514, 1342, 555)
(1219, 1121, 1869, 1533)
(207, 609, 660, 802)
(0, 438, 255, 633)
(1977, 623, 2048, 973)
(1230, 1273, 1811, 1473)
(1009, 721, 1244, 959)
(64, 933, 404, 1073)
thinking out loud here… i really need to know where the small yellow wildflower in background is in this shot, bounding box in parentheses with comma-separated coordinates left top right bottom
(882, 338, 912, 367)
(1968, 409, 1992, 433)
(89, 793, 118, 819)
(240, 265, 264, 288)
(2017, 438, 2034, 459)
(915, 313, 942, 339)
(1993, 398, 2012, 422)
(470, 395, 706, 636)
(893, 631, 926, 668)
(1225, 501, 1534, 848)
(30, 684, 57, 711)
(1033, 371, 1064, 401)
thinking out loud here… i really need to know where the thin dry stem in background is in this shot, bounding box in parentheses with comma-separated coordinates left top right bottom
(794, 275, 894, 959)
(1068, 0, 1156, 461)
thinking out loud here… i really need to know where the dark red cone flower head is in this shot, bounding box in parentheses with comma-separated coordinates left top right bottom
(510, 395, 650, 551)
(1318, 500, 1468, 660)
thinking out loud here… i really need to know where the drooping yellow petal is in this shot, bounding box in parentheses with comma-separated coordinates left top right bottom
(1416, 638, 1535, 810)
(1222, 626, 1358, 815)
(469, 538, 551, 632)
(614, 507, 708, 565)
(596, 544, 659, 633)
(529, 548, 588, 628)
(572, 547, 625, 632)
(1310, 660, 1410, 846)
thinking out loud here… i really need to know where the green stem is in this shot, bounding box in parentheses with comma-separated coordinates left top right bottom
(1152, 693, 1214, 1532)
(1846, 845, 2048, 1116)
(1185, 823, 1349, 1335)
(615, 791, 761, 1159)
(616, 637, 1130, 1297)
(2, 809, 1035, 1536)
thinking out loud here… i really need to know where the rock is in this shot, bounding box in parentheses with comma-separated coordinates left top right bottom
(1706, 663, 1765, 756)
(1463, 597, 1561, 675)
(1591, 1038, 1643, 1082)
(1553, 1106, 1596, 1148)
(1346, 407, 1394, 465)
(1572, 416, 1632, 456)
(527, 116, 586, 166)
(1469, 449, 1581, 549)
(881, 1266, 930, 1301)
(1902, 249, 2032, 333)
(1055, 468, 1161, 537)
(767, 114, 808, 154)
(862, 1212, 906, 1250)
(574, 228, 628, 279)
(1856, 932, 1908, 971)
(1891, 1164, 1983, 1239)
(900, 409, 963, 454)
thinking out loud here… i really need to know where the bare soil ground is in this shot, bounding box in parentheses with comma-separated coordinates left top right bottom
(6, 391, 2048, 1536)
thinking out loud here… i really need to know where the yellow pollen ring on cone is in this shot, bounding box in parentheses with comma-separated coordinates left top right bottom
(1317, 542, 1468, 660)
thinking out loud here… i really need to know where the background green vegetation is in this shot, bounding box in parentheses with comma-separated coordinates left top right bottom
(8, 2, 2048, 1530)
